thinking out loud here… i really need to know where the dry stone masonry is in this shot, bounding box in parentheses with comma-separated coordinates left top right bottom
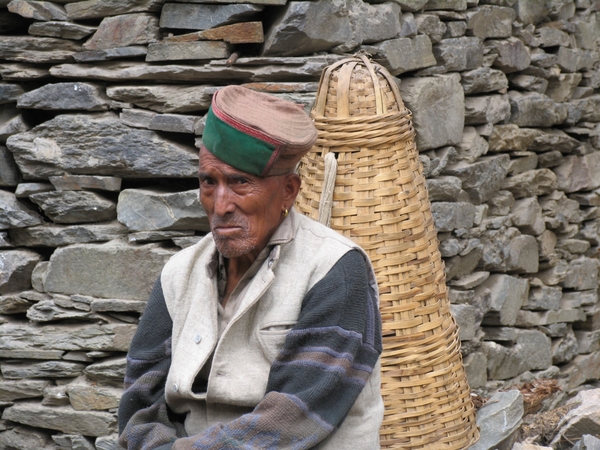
(0, 0, 599, 448)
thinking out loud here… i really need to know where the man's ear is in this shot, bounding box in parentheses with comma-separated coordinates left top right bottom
(283, 173, 301, 204)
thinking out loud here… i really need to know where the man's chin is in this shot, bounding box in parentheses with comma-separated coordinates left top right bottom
(214, 238, 255, 259)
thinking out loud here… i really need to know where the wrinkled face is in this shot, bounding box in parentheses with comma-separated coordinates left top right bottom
(198, 146, 293, 259)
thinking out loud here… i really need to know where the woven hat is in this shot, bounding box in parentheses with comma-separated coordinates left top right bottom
(202, 85, 318, 177)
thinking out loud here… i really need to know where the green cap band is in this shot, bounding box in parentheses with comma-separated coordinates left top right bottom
(203, 106, 276, 177)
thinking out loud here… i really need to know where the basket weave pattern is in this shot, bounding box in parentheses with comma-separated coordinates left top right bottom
(295, 55, 479, 449)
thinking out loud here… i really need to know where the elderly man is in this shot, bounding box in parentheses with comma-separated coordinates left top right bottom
(118, 85, 383, 449)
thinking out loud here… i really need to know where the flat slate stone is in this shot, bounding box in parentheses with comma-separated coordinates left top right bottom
(84, 13, 160, 50)
(160, 3, 263, 30)
(365, 35, 436, 76)
(0, 380, 49, 402)
(67, 384, 121, 411)
(168, 0, 284, 3)
(466, 5, 516, 38)
(433, 36, 483, 72)
(148, 113, 200, 133)
(0, 36, 81, 64)
(28, 21, 97, 40)
(8, 222, 127, 247)
(6, 112, 198, 179)
(26, 299, 103, 323)
(0, 250, 42, 295)
(487, 37, 531, 73)
(14, 182, 53, 198)
(29, 191, 117, 224)
(119, 108, 156, 128)
(146, 41, 231, 62)
(74, 46, 147, 62)
(0, 63, 50, 80)
(1, 361, 86, 379)
(17, 82, 110, 111)
(8, 0, 67, 21)
(0, 103, 29, 144)
(65, 0, 164, 20)
(117, 188, 209, 231)
(49, 175, 122, 192)
(43, 241, 175, 300)
(2, 402, 117, 437)
(508, 92, 563, 127)
(106, 84, 212, 113)
(0, 425, 53, 449)
(90, 297, 146, 313)
(83, 357, 126, 385)
(164, 21, 264, 44)
(0, 189, 44, 229)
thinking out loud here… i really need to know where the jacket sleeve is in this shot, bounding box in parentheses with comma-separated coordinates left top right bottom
(118, 278, 184, 450)
(169, 249, 383, 450)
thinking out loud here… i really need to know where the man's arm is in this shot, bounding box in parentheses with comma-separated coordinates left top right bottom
(170, 249, 382, 450)
(118, 278, 183, 450)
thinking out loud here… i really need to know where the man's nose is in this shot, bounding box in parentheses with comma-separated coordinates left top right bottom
(213, 185, 236, 216)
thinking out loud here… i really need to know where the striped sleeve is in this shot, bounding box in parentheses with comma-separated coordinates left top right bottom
(118, 278, 182, 450)
(170, 249, 382, 450)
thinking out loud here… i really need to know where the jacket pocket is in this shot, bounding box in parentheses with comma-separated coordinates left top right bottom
(257, 321, 296, 363)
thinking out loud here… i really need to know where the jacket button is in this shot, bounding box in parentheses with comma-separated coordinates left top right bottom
(195, 334, 202, 344)
(172, 384, 178, 392)
(268, 259, 274, 268)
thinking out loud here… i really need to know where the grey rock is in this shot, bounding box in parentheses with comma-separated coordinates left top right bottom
(0, 231, 12, 249)
(537, 25, 571, 48)
(415, 14, 447, 43)
(512, 0, 548, 25)
(172, 236, 203, 249)
(538, 260, 569, 286)
(366, 35, 436, 76)
(0, 146, 21, 187)
(65, 0, 164, 20)
(445, 247, 483, 281)
(572, 435, 600, 450)
(424, 0, 467, 9)
(488, 124, 539, 153)
(502, 169, 558, 199)
(29, 191, 116, 224)
(569, 95, 600, 122)
(161, 3, 263, 30)
(443, 21, 467, 38)
(551, 389, 600, 448)
(14, 182, 54, 198)
(18, 82, 109, 111)
(557, 46, 582, 73)
(74, 46, 148, 62)
(530, 47, 559, 68)
(67, 383, 122, 411)
(0, 425, 53, 450)
(0, 292, 33, 314)
(506, 234, 539, 273)
(0, 322, 136, 353)
(478, 274, 529, 326)
(0, 36, 80, 64)
(564, 289, 598, 307)
(447, 271, 490, 289)
(510, 197, 545, 236)
(49, 175, 121, 192)
(487, 37, 531, 73)
(148, 114, 201, 134)
(106, 85, 212, 113)
(118, 189, 208, 232)
(556, 238, 591, 255)
(0, 83, 25, 104)
(128, 230, 194, 244)
(484, 330, 551, 379)
(95, 434, 121, 450)
(531, 129, 579, 154)
(90, 297, 146, 313)
(450, 304, 480, 340)
(393, 0, 428, 11)
(6, 113, 198, 179)
(463, 352, 487, 388)
(2, 402, 117, 437)
(554, 153, 600, 194)
(399, 74, 464, 151)
(466, 5, 516, 38)
(119, 108, 156, 129)
(465, 94, 511, 125)
(8, 222, 127, 247)
(26, 300, 101, 323)
(1, 361, 86, 379)
(483, 326, 518, 343)
(28, 21, 97, 40)
(0, 379, 49, 402)
(509, 74, 548, 93)
(516, 308, 585, 327)
(469, 390, 523, 450)
(0, 103, 29, 144)
(146, 41, 231, 62)
(552, 327, 579, 365)
(564, 352, 600, 391)
(461, 67, 508, 95)
(83, 357, 126, 385)
(564, 257, 598, 291)
(426, 176, 467, 202)
(42, 385, 69, 407)
(44, 241, 175, 300)
(508, 92, 563, 127)
(538, 151, 564, 168)
(84, 13, 159, 50)
(0, 250, 42, 295)
(508, 152, 538, 176)
(432, 36, 483, 72)
(7, 0, 67, 20)
(443, 155, 510, 204)
(523, 285, 562, 311)
(431, 202, 476, 232)
(52, 434, 96, 450)
(575, 330, 600, 354)
(0, 63, 50, 81)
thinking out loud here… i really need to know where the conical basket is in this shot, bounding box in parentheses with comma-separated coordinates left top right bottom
(295, 54, 479, 449)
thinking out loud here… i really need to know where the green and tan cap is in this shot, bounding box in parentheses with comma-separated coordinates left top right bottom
(202, 85, 318, 177)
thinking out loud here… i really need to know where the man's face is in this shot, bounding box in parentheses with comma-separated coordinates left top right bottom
(198, 147, 292, 259)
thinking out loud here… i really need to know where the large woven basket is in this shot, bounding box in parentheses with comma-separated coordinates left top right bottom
(295, 54, 479, 449)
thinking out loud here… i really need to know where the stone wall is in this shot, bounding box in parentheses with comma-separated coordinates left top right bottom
(0, 0, 599, 448)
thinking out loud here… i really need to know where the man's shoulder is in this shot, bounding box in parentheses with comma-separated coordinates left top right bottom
(293, 212, 359, 250)
(162, 233, 215, 276)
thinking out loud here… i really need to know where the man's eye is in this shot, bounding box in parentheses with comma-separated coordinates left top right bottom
(234, 177, 248, 185)
(200, 177, 214, 186)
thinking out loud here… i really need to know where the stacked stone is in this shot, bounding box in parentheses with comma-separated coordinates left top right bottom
(0, 0, 599, 448)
